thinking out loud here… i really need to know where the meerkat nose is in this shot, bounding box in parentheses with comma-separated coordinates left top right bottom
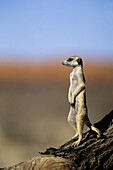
(61, 62, 64, 65)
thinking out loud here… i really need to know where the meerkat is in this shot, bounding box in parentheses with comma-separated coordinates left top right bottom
(62, 56, 101, 146)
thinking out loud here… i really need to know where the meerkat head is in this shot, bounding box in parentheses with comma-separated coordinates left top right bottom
(62, 56, 83, 67)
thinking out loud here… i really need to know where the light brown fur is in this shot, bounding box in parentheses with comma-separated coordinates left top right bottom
(62, 56, 101, 146)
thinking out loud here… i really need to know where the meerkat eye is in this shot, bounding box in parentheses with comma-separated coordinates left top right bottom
(67, 58, 73, 62)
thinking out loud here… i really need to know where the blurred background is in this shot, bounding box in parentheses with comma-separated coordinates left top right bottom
(0, 0, 113, 167)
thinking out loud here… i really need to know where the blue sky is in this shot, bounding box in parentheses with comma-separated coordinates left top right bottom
(0, 0, 113, 62)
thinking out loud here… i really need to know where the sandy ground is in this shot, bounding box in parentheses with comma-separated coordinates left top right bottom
(0, 63, 113, 167)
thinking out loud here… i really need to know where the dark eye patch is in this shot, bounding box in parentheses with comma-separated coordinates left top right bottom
(67, 58, 73, 62)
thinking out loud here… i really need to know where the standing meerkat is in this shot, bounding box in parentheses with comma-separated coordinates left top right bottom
(62, 56, 101, 146)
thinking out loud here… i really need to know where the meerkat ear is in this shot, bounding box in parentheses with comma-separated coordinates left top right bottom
(77, 58, 82, 65)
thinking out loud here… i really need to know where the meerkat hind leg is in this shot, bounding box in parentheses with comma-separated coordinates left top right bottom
(72, 115, 84, 146)
(68, 107, 78, 139)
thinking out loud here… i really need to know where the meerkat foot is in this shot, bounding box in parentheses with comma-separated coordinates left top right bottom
(72, 138, 82, 146)
(72, 139, 81, 147)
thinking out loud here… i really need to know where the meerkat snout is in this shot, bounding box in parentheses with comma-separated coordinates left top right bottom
(61, 61, 65, 65)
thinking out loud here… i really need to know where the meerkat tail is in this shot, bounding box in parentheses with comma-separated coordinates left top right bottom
(85, 115, 101, 138)
(91, 125, 101, 138)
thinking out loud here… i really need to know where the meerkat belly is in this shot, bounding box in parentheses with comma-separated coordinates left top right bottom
(75, 90, 87, 114)
(69, 78, 77, 94)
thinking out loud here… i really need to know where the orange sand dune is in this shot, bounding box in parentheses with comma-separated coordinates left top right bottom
(0, 64, 112, 85)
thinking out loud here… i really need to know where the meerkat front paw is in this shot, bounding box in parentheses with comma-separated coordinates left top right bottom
(68, 97, 74, 105)
(70, 95, 75, 105)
